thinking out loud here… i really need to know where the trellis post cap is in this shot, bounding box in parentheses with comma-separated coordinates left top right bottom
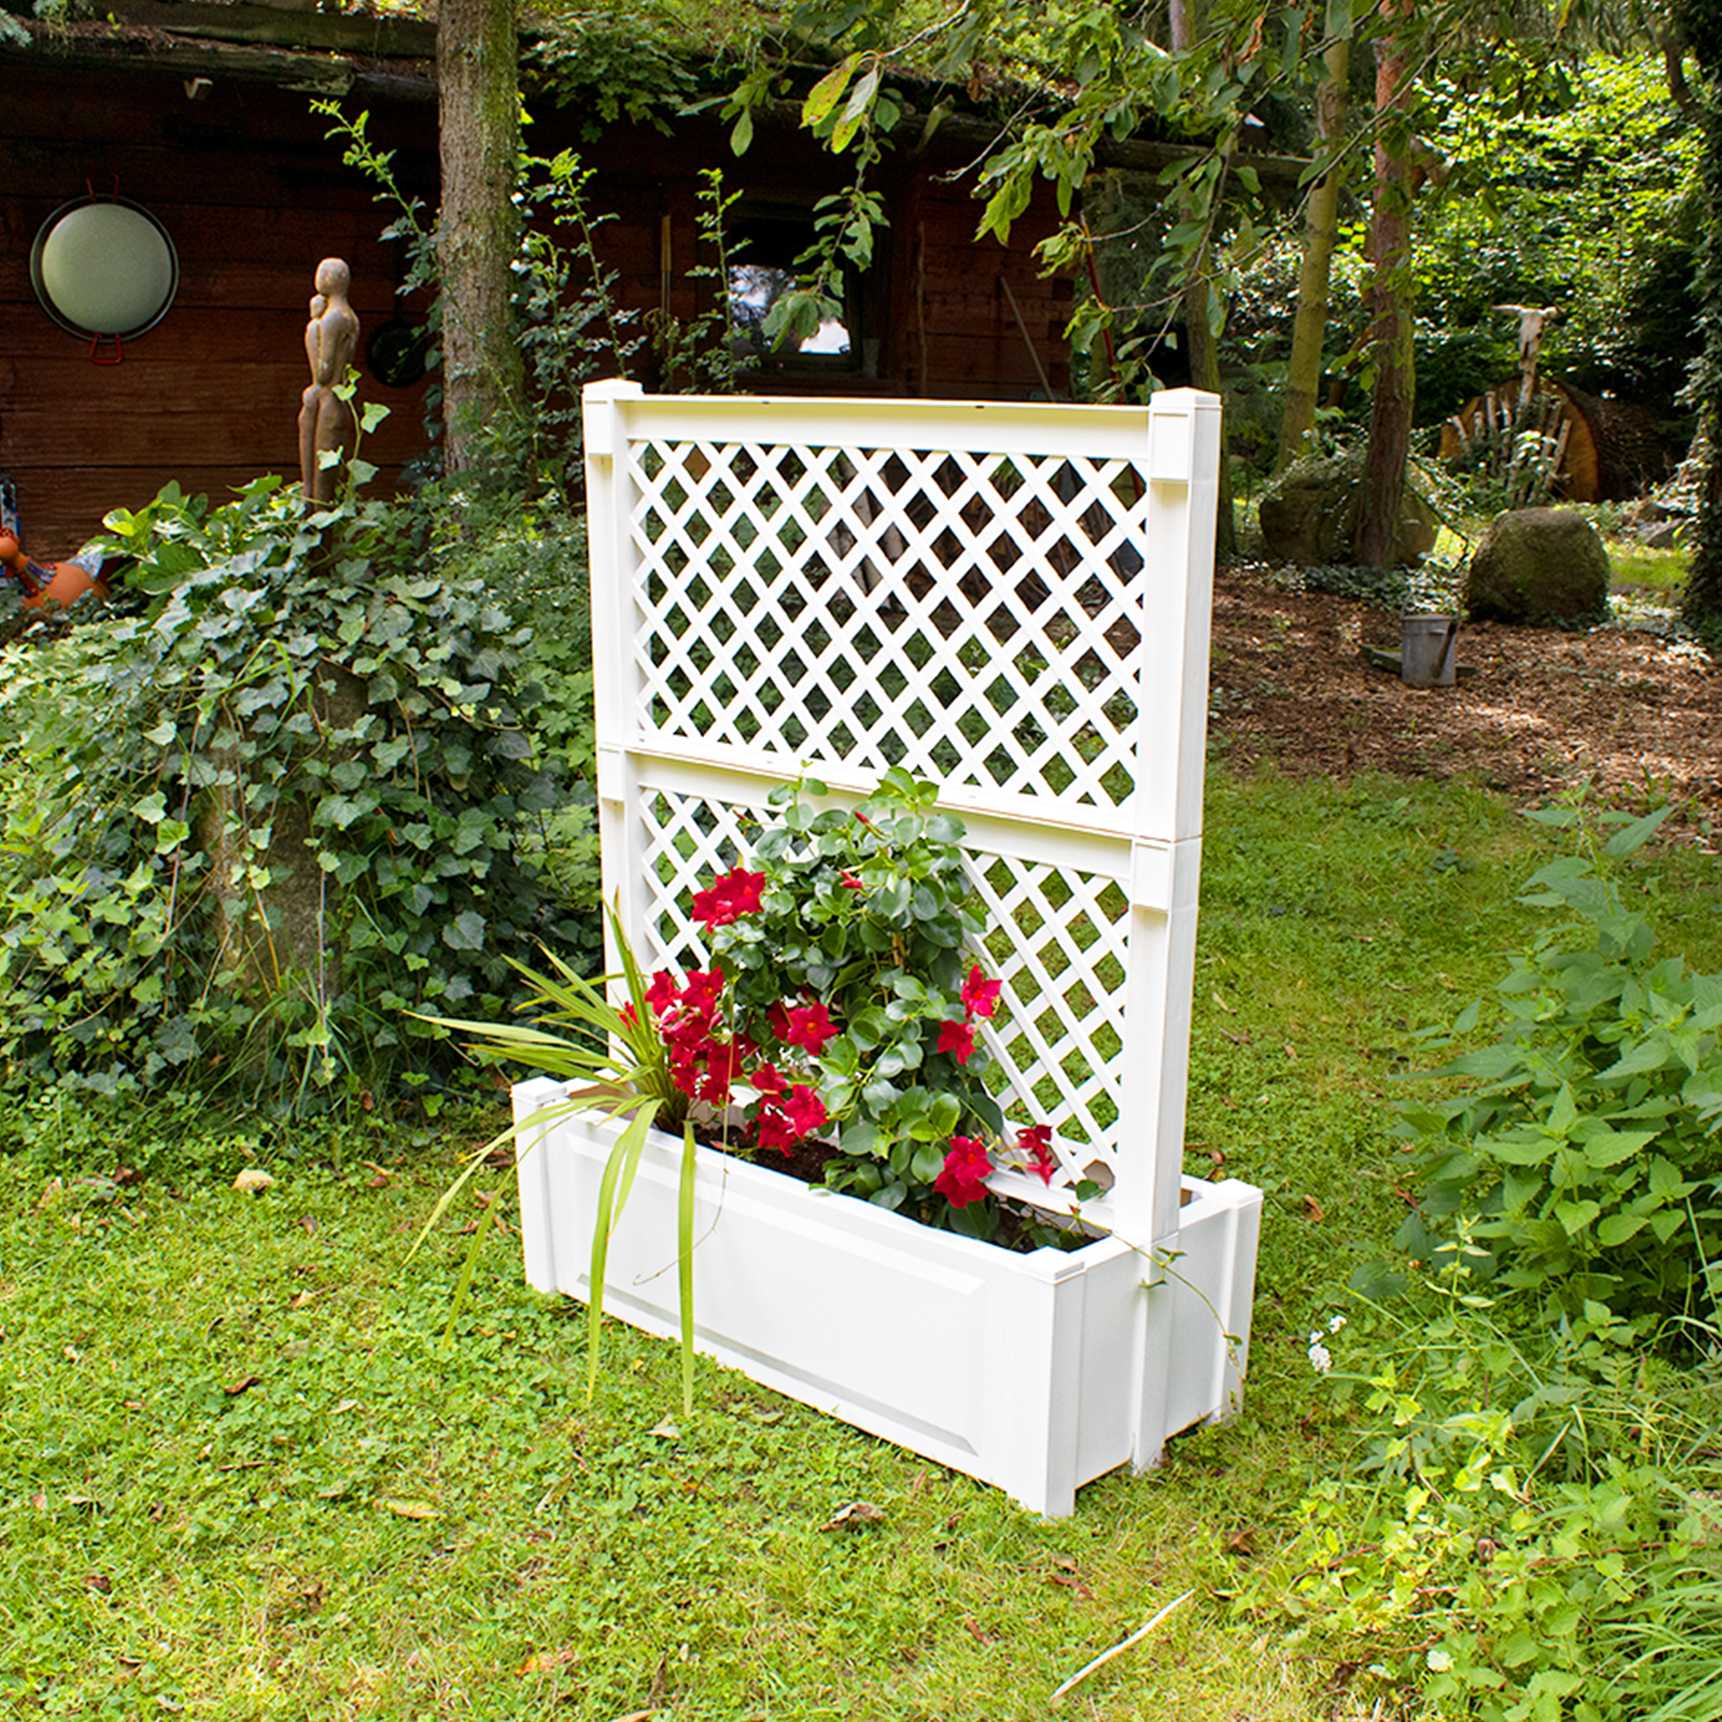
(1145, 388, 1222, 484)
(582, 377, 645, 460)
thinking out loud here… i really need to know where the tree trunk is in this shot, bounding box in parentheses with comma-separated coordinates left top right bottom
(437, 0, 524, 473)
(1678, 9, 1722, 625)
(1277, 37, 1350, 472)
(1170, 0, 1235, 560)
(1354, 2, 1420, 568)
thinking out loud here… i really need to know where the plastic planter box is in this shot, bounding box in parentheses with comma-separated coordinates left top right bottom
(514, 1079, 1261, 1518)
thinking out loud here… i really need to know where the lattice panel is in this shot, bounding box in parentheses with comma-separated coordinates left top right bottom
(637, 786, 1131, 1188)
(626, 439, 1151, 816)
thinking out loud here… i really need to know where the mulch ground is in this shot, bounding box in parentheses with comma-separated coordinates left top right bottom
(1206, 569, 1721, 828)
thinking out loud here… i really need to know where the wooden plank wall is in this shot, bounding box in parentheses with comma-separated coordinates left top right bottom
(0, 67, 436, 553)
(3, 65, 1073, 554)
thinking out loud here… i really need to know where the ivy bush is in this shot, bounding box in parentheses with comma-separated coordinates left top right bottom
(0, 477, 582, 1107)
(1396, 805, 1722, 1344)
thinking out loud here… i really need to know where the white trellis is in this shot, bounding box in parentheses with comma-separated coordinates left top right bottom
(513, 382, 1262, 1516)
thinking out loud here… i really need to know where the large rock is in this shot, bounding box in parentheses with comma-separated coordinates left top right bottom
(1258, 450, 1439, 568)
(1465, 507, 1611, 627)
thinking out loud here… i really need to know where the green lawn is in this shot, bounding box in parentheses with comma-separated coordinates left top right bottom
(1607, 536, 1690, 598)
(4, 769, 1718, 1719)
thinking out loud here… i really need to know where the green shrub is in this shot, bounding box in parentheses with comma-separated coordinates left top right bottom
(1397, 805, 1722, 1344)
(0, 478, 584, 1107)
(1245, 1277, 1721, 1722)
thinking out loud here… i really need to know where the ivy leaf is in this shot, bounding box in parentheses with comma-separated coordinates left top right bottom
(443, 911, 486, 953)
(132, 792, 168, 826)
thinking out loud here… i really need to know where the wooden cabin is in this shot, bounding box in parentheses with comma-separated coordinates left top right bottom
(1, 9, 1084, 554)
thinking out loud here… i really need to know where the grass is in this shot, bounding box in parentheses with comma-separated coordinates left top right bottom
(4, 768, 1719, 1720)
(1607, 537, 1690, 598)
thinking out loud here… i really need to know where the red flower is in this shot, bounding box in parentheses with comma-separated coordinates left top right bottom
(767, 1001, 793, 1042)
(618, 1002, 639, 1027)
(783, 1002, 838, 1057)
(961, 964, 1002, 1020)
(934, 1135, 993, 1208)
(698, 1038, 745, 1104)
(1018, 1124, 1057, 1186)
(784, 1084, 828, 1137)
(936, 1018, 976, 1065)
(839, 870, 865, 891)
(679, 968, 726, 1016)
(692, 867, 766, 932)
(750, 1061, 786, 1097)
(756, 1108, 797, 1153)
(646, 970, 678, 1014)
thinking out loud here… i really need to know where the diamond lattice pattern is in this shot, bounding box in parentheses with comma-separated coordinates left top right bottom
(627, 440, 1150, 815)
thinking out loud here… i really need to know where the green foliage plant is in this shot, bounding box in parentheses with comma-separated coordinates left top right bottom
(0, 462, 569, 1107)
(1397, 802, 1722, 1346)
(707, 768, 1059, 1239)
(1245, 1273, 1721, 1722)
(415, 902, 702, 1412)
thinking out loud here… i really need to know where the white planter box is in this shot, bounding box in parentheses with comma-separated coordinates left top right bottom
(514, 1077, 1262, 1518)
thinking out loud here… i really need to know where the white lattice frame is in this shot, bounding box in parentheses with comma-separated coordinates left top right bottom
(583, 382, 1221, 1250)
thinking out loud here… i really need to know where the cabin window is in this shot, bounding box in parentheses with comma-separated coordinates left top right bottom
(31, 196, 179, 344)
(726, 206, 866, 371)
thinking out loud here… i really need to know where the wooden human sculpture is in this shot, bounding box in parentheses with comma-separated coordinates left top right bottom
(298, 258, 361, 503)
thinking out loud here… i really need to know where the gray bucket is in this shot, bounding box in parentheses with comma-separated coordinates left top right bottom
(1401, 614, 1458, 688)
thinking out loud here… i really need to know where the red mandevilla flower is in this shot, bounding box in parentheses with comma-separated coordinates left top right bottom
(784, 1085, 828, 1137)
(839, 871, 865, 891)
(692, 867, 767, 932)
(934, 1135, 993, 1208)
(646, 970, 678, 1015)
(1018, 1124, 1057, 1186)
(782, 1002, 838, 1057)
(936, 1018, 976, 1065)
(961, 963, 1002, 1020)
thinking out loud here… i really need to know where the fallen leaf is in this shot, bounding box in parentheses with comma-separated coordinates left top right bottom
(333, 1398, 360, 1414)
(1048, 1571, 1094, 1599)
(819, 1500, 886, 1532)
(298, 1215, 318, 1235)
(84, 1573, 112, 1593)
(1208, 1149, 1227, 1168)
(518, 1648, 579, 1676)
(289, 1290, 317, 1309)
(1283, 1041, 1298, 1061)
(364, 1161, 393, 1190)
(1211, 989, 1235, 1013)
(112, 1166, 142, 1186)
(35, 1177, 63, 1212)
(1219, 1027, 1251, 1046)
(377, 1498, 440, 1520)
(1225, 1527, 1257, 1558)
(963, 1616, 997, 1645)
(232, 1169, 274, 1194)
(1302, 1195, 1326, 1223)
(63, 1345, 80, 1363)
(123, 1399, 144, 1411)
(30, 1492, 47, 1511)
(224, 1375, 262, 1397)
(648, 1420, 680, 1440)
(1394, 1186, 1419, 1207)
(612, 1713, 655, 1722)
(318, 1484, 349, 1500)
